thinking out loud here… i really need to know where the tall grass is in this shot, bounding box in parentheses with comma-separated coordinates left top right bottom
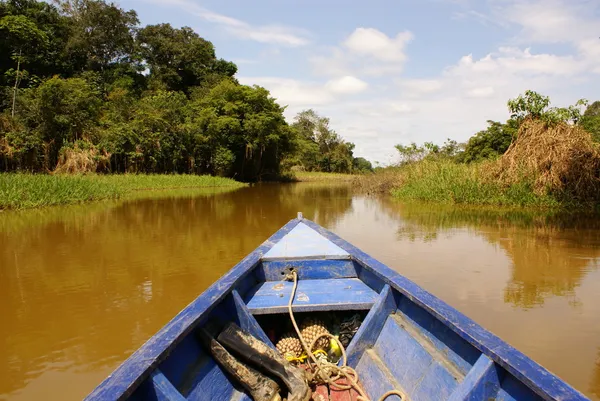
(0, 174, 246, 210)
(390, 160, 562, 207)
(354, 160, 566, 208)
(293, 171, 356, 182)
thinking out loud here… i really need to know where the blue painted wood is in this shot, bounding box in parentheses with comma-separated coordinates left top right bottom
(85, 218, 302, 401)
(257, 259, 358, 282)
(262, 222, 350, 260)
(411, 361, 459, 401)
(357, 264, 387, 293)
(374, 316, 438, 395)
(448, 354, 501, 401)
(344, 284, 395, 368)
(157, 335, 204, 393)
(147, 370, 186, 401)
(497, 373, 544, 401)
(355, 350, 403, 401)
(300, 219, 589, 401)
(245, 278, 378, 315)
(231, 290, 275, 349)
(395, 295, 480, 376)
(183, 356, 235, 401)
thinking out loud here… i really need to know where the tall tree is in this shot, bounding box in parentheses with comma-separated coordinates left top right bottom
(458, 119, 518, 163)
(55, 0, 138, 71)
(138, 23, 236, 93)
(580, 101, 600, 142)
(188, 80, 291, 180)
(0, 14, 48, 115)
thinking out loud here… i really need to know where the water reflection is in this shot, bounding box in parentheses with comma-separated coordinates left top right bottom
(0, 183, 353, 400)
(2, 186, 600, 400)
(381, 201, 600, 309)
(593, 350, 600, 399)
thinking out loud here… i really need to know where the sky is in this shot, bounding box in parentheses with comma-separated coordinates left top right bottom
(120, 0, 600, 164)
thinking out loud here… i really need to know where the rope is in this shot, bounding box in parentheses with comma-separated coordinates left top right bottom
(286, 270, 405, 401)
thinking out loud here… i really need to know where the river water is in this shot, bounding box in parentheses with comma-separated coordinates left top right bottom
(1, 183, 599, 400)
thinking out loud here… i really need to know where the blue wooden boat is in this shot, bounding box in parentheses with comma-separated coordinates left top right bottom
(86, 214, 589, 401)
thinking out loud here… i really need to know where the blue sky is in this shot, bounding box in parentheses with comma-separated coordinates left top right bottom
(122, 0, 600, 164)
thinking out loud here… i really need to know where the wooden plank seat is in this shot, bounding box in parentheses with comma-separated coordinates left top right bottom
(245, 278, 379, 315)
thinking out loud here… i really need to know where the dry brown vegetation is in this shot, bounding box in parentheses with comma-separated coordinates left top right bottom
(489, 118, 600, 203)
(352, 168, 404, 195)
(54, 143, 112, 174)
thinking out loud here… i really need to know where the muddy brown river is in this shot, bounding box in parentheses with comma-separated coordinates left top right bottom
(1, 183, 599, 400)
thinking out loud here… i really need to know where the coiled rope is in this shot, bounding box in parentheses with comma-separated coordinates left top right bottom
(286, 270, 404, 401)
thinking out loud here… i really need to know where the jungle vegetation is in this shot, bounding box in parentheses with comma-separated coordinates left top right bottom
(0, 0, 370, 180)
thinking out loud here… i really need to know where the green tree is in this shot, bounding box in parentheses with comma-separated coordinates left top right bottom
(395, 142, 426, 163)
(17, 76, 102, 167)
(459, 119, 518, 163)
(55, 0, 138, 71)
(508, 90, 587, 125)
(0, 0, 72, 90)
(188, 80, 292, 180)
(580, 101, 600, 142)
(138, 23, 236, 93)
(352, 156, 373, 173)
(290, 109, 355, 173)
(0, 14, 48, 115)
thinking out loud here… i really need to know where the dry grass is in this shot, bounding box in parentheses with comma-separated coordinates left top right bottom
(54, 143, 111, 174)
(352, 168, 404, 195)
(293, 171, 356, 182)
(489, 118, 600, 202)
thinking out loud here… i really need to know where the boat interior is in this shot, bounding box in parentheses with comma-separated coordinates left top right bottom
(125, 222, 553, 401)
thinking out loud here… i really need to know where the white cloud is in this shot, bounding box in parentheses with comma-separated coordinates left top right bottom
(501, 0, 598, 45)
(398, 79, 443, 96)
(311, 28, 414, 77)
(390, 102, 416, 114)
(141, 0, 310, 46)
(325, 76, 368, 94)
(343, 28, 413, 62)
(238, 77, 334, 109)
(466, 86, 495, 98)
(447, 47, 586, 77)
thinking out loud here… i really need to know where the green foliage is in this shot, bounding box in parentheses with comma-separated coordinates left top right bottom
(0, 173, 245, 209)
(138, 23, 234, 93)
(508, 90, 587, 125)
(289, 109, 364, 174)
(580, 101, 600, 142)
(0, 0, 370, 182)
(395, 139, 463, 164)
(352, 157, 373, 173)
(459, 119, 518, 163)
(18, 76, 102, 164)
(56, 0, 139, 70)
(389, 160, 562, 207)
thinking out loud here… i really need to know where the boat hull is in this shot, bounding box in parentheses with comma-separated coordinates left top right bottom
(85, 216, 589, 401)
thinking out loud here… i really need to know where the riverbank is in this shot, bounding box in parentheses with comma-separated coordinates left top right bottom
(293, 171, 356, 182)
(354, 160, 565, 208)
(0, 174, 246, 210)
(355, 119, 600, 209)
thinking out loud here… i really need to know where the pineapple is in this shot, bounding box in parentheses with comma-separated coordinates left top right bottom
(300, 318, 330, 352)
(276, 332, 303, 360)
